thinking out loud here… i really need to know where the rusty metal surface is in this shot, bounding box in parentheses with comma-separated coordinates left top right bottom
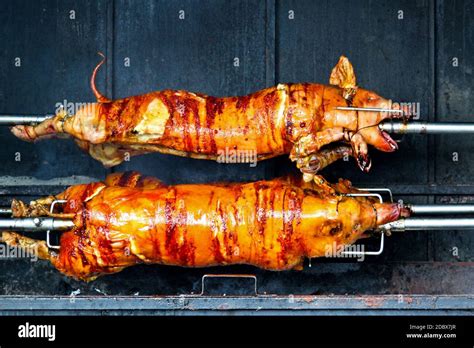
(0, 294, 472, 316)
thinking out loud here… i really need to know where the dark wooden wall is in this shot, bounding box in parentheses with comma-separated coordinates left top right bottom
(0, 0, 472, 295)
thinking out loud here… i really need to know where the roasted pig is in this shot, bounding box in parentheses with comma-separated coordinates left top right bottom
(11, 55, 405, 181)
(2, 172, 408, 281)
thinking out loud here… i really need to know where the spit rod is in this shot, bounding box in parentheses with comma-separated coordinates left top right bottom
(5, 205, 472, 216)
(0, 217, 74, 231)
(336, 106, 403, 114)
(381, 218, 474, 232)
(0, 208, 12, 215)
(380, 121, 474, 134)
(0, 115, 54, 125)
(407, 204, 474, 215)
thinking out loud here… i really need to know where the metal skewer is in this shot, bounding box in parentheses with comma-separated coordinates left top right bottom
(380, 121, 474, 134)
(3, 203, 470, 227)
(336, 106, 404, 114)
(381, 218, 474, 232)
(406, 204, 474, 215)
(333, 107, 474, 134)
(0, 217, 74, 231)
(0, 208, 12, 215)
(0, 115, 54, 125)
(2, 111, 474, 135)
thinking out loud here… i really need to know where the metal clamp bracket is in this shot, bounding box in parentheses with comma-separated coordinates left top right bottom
(46, 200, 67, 249)
(339, 187, 393, 256)
(199, 274, 258, 296)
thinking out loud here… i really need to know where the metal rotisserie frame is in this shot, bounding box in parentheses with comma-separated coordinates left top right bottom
(0, 0, 473, 315)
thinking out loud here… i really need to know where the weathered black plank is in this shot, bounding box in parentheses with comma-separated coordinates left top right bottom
(432, 195, 474, 262)
(111, 0, 271, 183)
(436, 0, 474, 185)
(276, 0, 432, 185)
(112, 0, 271, 183)
(0, 0, 108, 180)
(434, 0, 474, 262)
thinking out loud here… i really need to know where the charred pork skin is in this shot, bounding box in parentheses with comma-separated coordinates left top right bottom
(2, 172, 408, 281)
(11, 56, 404, 181)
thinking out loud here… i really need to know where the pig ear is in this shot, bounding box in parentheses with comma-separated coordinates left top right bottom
(329, 56, 357, 91)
